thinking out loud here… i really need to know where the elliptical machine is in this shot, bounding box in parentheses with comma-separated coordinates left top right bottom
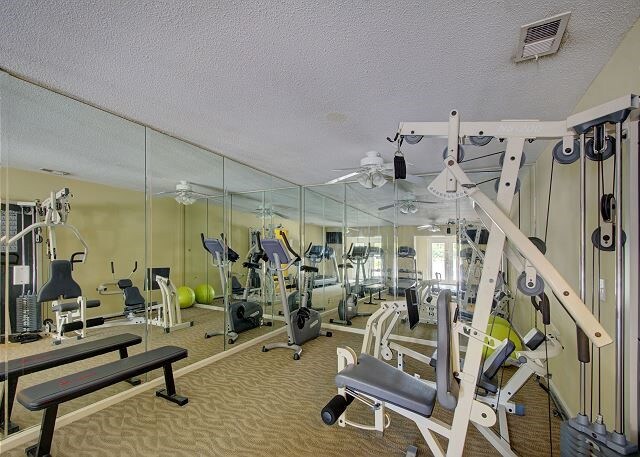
(330, 243, 372, 326)
(261, 233, 331, 360)
(202, 233, 271, 344)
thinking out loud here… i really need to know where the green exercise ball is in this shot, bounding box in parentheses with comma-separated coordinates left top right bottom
(177, 286, 196, 309)
(484, 320, 523, 362)
(194, 283, 215, 305)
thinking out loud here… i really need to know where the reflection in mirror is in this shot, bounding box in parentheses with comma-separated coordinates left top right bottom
(0, 73, 145, 437)
(303, 186, 345, 315)
(223, 160, 297, 349)
(145, 128, 224, 363)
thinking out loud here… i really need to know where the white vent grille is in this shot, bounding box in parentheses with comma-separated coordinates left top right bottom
(515, 12, 570, 62)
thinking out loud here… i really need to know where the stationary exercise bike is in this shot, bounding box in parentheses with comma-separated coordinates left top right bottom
(202, 233, 271, 344)
(261, 233, 331, 360)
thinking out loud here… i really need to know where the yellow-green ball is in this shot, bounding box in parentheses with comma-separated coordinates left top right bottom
(194, 284, 215, 305)
(177, 286, 196, 309)
(484, 319, 523, 362)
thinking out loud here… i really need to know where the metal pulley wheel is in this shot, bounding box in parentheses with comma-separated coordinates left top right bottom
(517, 272, 545, 296)
(552, 139, 581, 164)
(442, 144, 465, 162)
(469, 135, 493, 146)
(528, 237, 547, 255)
(585, 136, 615, 161)
(591, 226, 626, 251)
(404, 135, 423, 144)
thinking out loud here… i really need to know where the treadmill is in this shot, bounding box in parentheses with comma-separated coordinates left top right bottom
(388, 246, 419, 296)
(306, 244, 338, 287)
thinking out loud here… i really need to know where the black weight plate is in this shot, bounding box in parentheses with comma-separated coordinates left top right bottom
(517, 272, 545, 297)
(469, 136, 493, 146)
(442, 144, 465, 161)
(494, 177, 521, 194)
(528, 237, 547, 255)
(552, 139, 581, 165)
(499, 151, 526, 168)
(585, 136, 615, 161)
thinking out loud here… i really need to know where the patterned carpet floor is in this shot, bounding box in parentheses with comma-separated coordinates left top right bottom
(3, 327, 562, 456)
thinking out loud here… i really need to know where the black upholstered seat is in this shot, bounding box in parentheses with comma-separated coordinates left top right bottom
(336, 354, 437, 417)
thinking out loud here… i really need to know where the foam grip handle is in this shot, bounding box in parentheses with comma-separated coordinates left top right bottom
(86, 317, 105, 328)
(538, 293, 551, 325)
(60, 321, 84, 334)
(576, 327, 590, 363)
(321, 394, 354, 425)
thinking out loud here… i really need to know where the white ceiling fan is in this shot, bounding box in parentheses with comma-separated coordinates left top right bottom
(253, 204, 291, 219)
(378, 194, 439, 214)
(417, 224, 441, 233)
(154, 180, 220, 205)
(326, 151, 425, 189)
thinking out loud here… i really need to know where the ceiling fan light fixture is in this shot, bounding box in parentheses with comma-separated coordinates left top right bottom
(409, 203, 418, 214)
(358, 173, 374, 189)
(371, 171, 387, 188)
(175, 193, 197, 205)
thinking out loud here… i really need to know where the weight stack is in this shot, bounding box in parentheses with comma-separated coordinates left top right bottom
(561, 418, 639, 456)
(16, 294, 40, 332)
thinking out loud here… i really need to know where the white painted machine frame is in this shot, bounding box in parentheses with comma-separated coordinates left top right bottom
(154, 275, 194, 332)
(329, 100, 638, 457)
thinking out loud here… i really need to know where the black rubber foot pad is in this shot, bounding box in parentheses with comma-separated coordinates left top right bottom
(25, 444, 51, 457)
(0, 420, 20, 434)
(126, 377, 142, 386)
(156, 389, 188, 406)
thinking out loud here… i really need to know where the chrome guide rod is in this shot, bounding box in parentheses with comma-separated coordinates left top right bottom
(614, 121, 624, 434)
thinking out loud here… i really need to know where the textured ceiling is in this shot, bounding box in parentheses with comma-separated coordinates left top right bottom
(1, 1, 637, 187)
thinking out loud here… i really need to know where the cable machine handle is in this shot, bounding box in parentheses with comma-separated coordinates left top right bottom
(110, 261, 115, 275)
(304, 242, 313, 256)
(132, 261, 138, 273)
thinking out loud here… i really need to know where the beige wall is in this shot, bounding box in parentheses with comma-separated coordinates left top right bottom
(512, 20, 640, 426)
(1, 167, 185, 317)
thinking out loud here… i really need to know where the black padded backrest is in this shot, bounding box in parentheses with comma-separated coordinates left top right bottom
(398, 246, 416, 258)
(118, 279, 133, 289)
(123, 286, 146, 307)
(482, 339, 516, 380)
(38, 260, 82, 303)
(435, 289, 458, 410)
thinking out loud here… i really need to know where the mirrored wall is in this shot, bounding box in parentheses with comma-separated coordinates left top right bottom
(0, 69, 536, 441)
(0, 72, 294, 438)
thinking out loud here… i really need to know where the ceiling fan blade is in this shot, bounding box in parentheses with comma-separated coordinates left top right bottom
(326, 171, 362, 184)
(331, 167, 361, 172)
(190, 181, 224, 192)
(153, 191, 176, 196)
(377, 204, 396, 211)
(274, 211, 289, 218)
(415, 200, 439, 204)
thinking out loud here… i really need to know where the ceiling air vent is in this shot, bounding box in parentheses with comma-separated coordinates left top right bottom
(514, 12, 570, 62)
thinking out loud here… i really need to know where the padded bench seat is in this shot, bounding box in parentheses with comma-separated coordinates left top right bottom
(0, 333, 142, 434)
(16, 345, 188, 457)
(336, 353, 437, 417)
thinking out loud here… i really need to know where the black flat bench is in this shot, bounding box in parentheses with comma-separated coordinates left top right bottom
(17, 345, 188, 457)
(0, 333, 142, 434)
